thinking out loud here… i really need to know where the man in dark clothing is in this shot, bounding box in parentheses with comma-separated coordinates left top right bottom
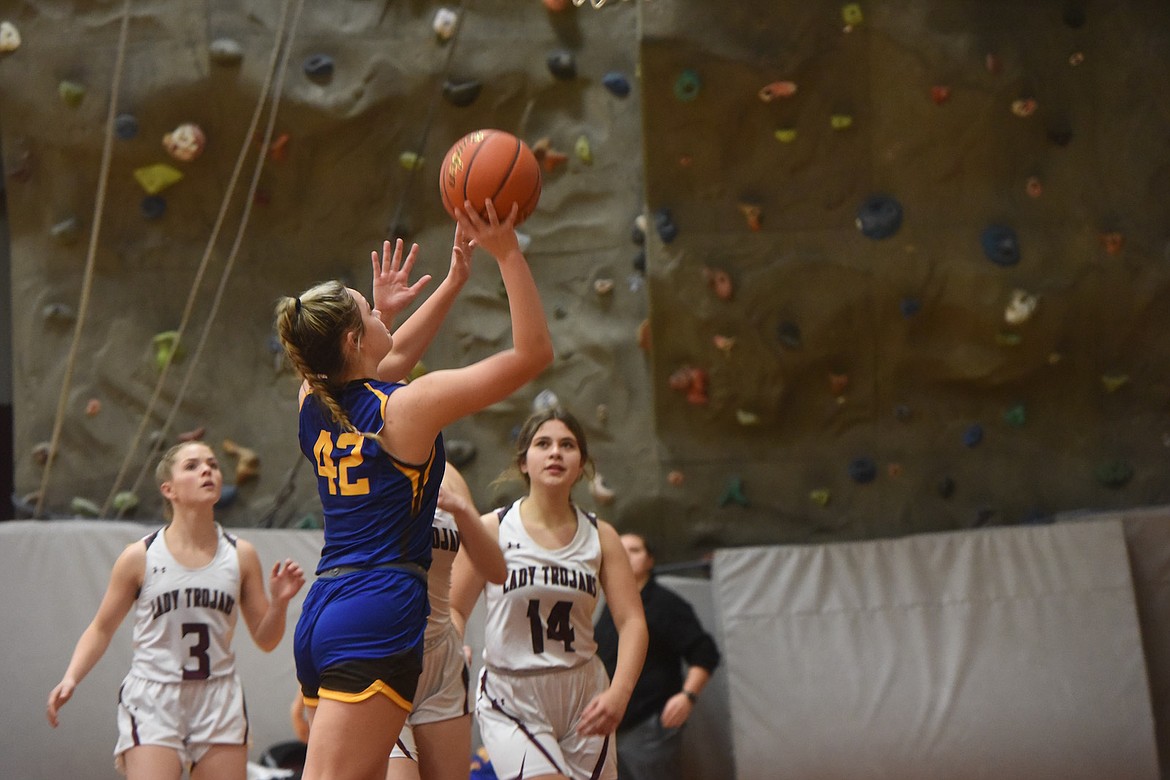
(595, 533, 721, 780)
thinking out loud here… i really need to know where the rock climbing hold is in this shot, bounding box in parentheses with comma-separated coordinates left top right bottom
(980, 225, 1020, 266)
(887, 462, 903, 478)
(531, 137, 568, 172)
(593, 278, 614, 296)
(115, 113, 139, 140)
(1003, 404, 1026, 428)
(1095, 459, 1133, 489)
(777, 321, 802, 350)
(773, 128, 798, 143)
(668, 366, 708, 405)
(703, 266, 733, 301)
(848, 457, 876, 484)
(574, 135, 592, 164)
(938, 476, 956, 498)
(1025, 176, 1043, 198)
(85, 398, 101, 417)
(140, 195, 167, 220)
(398, 151, 424, 171)
(632, 250, 645, 275)
(179, 426, 206, 443)
(533, 389, 560, 412)
(712, 335, 735, 356)
(673, 69, 701, 102)
(841, 3, 864, 28)
(0, 21, 20, 52)
(1011, 98, 1037, 117)
(223, 438, 260, 484)
(678, 154, 693, 167)
(1100, 232, 1124, 255)
(631, 217, 645, 245)
(1068, 51, 1085, 66)
(1101, 373, 1129, 393)
(738, 203, 762, 231)
(930, 85, 951, 105)
(637, 319, 651, 351)
(602, 72, 631, 98)
(163, 123, 206, 162)
(134, 163, 184, 195)
(893, 404, 911, 421)
(112, 491, 139, 515)
(830, 114, 854, 130)
(718, 476, 749, 508)
(757, 81, 797, 102)
(267, 132, 291, 162)
(70, 497, 101, 518)
(58, 80, 85, 107)
(590, 473, 615, 505)
(974, 507, 996, 526)
(735, 410, 760, 426)
(433, 7, 459, 40)
(855, 194, 902, 239)
(809, 488, 831, 507)
(407, 361, 427, 382)
(546, 49, 577, 80)
(899, 297, 921, 318)
(516, 232, 532, 252)
(51, 216, 81, 244)
(303, 54, 334, 80)
(445, 439, 477, 468)
(42, 302, 76, 323)
(31, 441, 52, 466)
(1003, 289, 1037, 325)
(152, 331, 184, 372)
(829, 373, 848, 396)
(594, 405, 609, 425)
(667, 470, 685, 487)
(963, 423, 984, 448)
(442, 79, 481, 107)
(653, 208, 678, 243)
(209, 37, 244, 65)
(985, 53, 1002, 74)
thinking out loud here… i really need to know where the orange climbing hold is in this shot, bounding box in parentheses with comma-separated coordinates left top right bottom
(758, 81, 797, 102)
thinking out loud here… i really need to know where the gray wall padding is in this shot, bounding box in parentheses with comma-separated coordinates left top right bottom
(712, 519, 1161, 779)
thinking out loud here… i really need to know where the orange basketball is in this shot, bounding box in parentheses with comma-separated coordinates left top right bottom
(439, 129, 542, 226)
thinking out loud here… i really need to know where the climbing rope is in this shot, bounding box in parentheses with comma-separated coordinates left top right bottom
(100, 0, 303, 517)
(34, 0, 133, 519)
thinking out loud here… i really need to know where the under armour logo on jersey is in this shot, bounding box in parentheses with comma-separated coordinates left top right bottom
(152, 566, 167, 573)
(506, 541, 522, 549)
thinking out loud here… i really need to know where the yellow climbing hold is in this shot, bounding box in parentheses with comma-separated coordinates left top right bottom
(830, 114, 854, 130)
(134, 163, 184, 195)
(398, 151, 424, 171)
(152, 331, 185, 371)
(842, 4, 863, 27)
(574, 135, 592, 165)
(774, 128, 798, 143)
(1102, 374, 1129, 393)
(810, 488, 831, 507)
(735, 409, 760, 426)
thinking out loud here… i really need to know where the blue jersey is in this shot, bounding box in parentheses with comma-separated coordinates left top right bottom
(299, 379, 445, 574)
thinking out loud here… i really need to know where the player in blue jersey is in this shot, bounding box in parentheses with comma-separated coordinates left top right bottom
(275, 200, 552, 780)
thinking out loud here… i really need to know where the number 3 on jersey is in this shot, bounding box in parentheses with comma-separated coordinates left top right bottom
(527, 599, 575, 654)
(313, 430, 370, 496)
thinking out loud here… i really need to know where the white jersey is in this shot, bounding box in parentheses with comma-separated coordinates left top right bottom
(482, 500, 602, 672)
(128, 524, 241, 682)
(424, 508, 460, 646)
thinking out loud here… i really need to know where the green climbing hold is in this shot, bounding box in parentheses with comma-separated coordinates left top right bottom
(398, 151, 424, 171)
(774, 128, 798, 143)
(1003, 404, 1026, 428)
(809, 488, 831, 507)
(718, 476, 749, 508)
(674, 69, 701, 102)
(842, 3, 864, 27)
(152, 331, 185, 372)
(830, 114, 854, 130)
(112, 491, 139, 514)
(58, 80, 85, 107)
(70, 496, 101, 517)
(574, 135, 592, 165)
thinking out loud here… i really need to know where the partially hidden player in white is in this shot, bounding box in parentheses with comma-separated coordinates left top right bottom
(47, 440, 306, 780)
(451, 407, 648, 780)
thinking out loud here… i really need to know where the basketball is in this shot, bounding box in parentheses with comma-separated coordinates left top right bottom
(439, 129, 542, 226)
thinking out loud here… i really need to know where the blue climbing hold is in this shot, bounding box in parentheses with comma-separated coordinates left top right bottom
(303, 54, 334, 79)
(980, 225, 1020, 266)
(899, 297, 921, 318)
(602, 71, 631, 98)
(963, 423, 984, 447)
(653, 208, 678, 244)
(777, 321, 802, 350)
(855, 194, 903, 239)
(141, 196, 167, 220)
(848, 457, 877, 484)
(115, 113, 139, 140)
(546, 49, 577, 81)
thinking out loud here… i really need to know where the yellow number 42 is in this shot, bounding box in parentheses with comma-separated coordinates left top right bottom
(313, 431, 370, 496)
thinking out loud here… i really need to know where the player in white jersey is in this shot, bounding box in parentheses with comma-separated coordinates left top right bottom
(451, 408, 647, 780)
(47, 441, 305, 780)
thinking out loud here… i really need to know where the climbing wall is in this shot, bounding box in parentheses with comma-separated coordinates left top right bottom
(3, 1, 1170, 562)
(639, 0, 1170, 550)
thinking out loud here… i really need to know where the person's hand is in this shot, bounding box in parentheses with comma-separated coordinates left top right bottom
(46, 679, 76, 727)
(447, 220, 473, 288)
(436, 484, 473, 520)
(269, 559, 306, 604)
(659, 692, 695, 729)
(455, 199, 520, 262)
(576, 686, 628, 736)
(372, 238, 431, 325)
